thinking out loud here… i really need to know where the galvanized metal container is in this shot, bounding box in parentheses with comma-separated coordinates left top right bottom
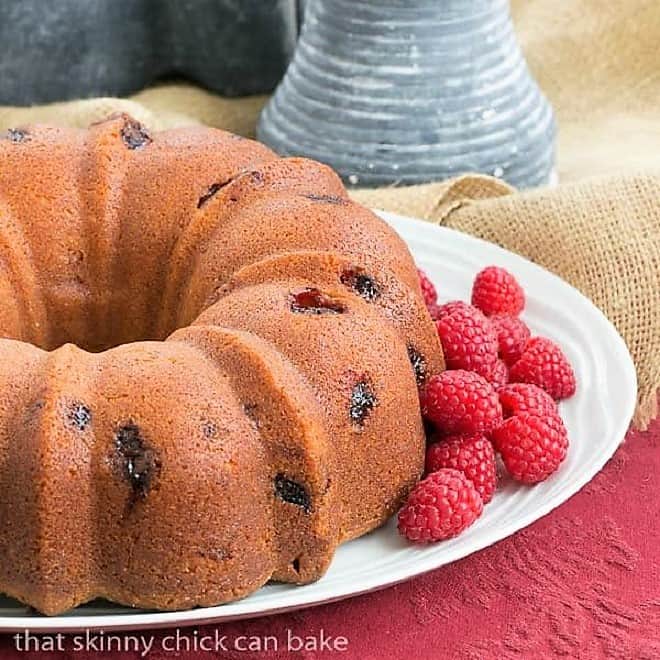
(259, 0, 556, 188)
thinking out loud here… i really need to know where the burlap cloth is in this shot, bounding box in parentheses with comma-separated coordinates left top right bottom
(0, 0, 658, 428)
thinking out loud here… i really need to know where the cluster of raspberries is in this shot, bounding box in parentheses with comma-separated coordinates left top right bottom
(399, 267, 576, 543)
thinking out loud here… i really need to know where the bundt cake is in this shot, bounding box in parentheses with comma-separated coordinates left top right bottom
(0, 114, 444, 615)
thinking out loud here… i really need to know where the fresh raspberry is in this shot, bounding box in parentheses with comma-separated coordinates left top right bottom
(491, 315, 531, 366)
(435, 305, 499, 379)
(417, 268, 438, 307)
(426, 434, 497, 504)
(421, 370, 503, 435)
(433, 300, 474, 321)
(499, 382, 558, 419)
(489, 359, 509, 389)
(492, 411, 569, 483)
(509, 337, 576, 400)
(397, 468, 483, 542)
(472, 266, 525, 317)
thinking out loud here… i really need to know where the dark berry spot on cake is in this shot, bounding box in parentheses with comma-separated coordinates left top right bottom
(303, 193, 348, 205)
(340, 266, 381, 302)
(68, 402, 92, 431)
(290, 288, 346, 315)
(249, 170, 264, 184)
(197, 179, 232, 208)
(201, 420, 217, 438)
(407, 345, 428, 386)
(291, 557, 301, 573)
(115, 423, 160, 503)
(243, 403, 261, 429)
(274, 474, 311, 513)
(3, 128, 29, 143)
(120, 118, 152, 150)
(68, 249, 85, 265)
(350, 380, 377, 426)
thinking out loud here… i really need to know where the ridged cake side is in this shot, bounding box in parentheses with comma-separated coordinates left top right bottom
(191, 281, 426, 540)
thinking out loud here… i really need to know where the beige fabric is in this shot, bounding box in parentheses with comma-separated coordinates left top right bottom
(512, 0, 660, 182)
(0, 87, 267, 135)
(0, 1, 658, 426)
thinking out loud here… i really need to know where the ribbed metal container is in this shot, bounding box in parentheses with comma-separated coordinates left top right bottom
(258, 0, 556, 188)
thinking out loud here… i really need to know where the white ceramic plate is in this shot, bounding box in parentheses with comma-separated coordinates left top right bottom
(0, 211, 637, 632)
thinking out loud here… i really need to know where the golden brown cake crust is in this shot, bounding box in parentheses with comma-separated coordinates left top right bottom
(0, 114, 443, 615)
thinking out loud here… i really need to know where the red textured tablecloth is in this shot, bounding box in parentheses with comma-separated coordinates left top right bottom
(2, 416, 658, 660)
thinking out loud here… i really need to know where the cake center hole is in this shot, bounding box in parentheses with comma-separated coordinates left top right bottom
(0, 281, 194, 353)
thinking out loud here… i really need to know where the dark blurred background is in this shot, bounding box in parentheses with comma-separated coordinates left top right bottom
(0, 0, 305, 104)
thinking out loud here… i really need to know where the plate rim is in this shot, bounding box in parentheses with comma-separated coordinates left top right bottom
(0, 210, 638, 632)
